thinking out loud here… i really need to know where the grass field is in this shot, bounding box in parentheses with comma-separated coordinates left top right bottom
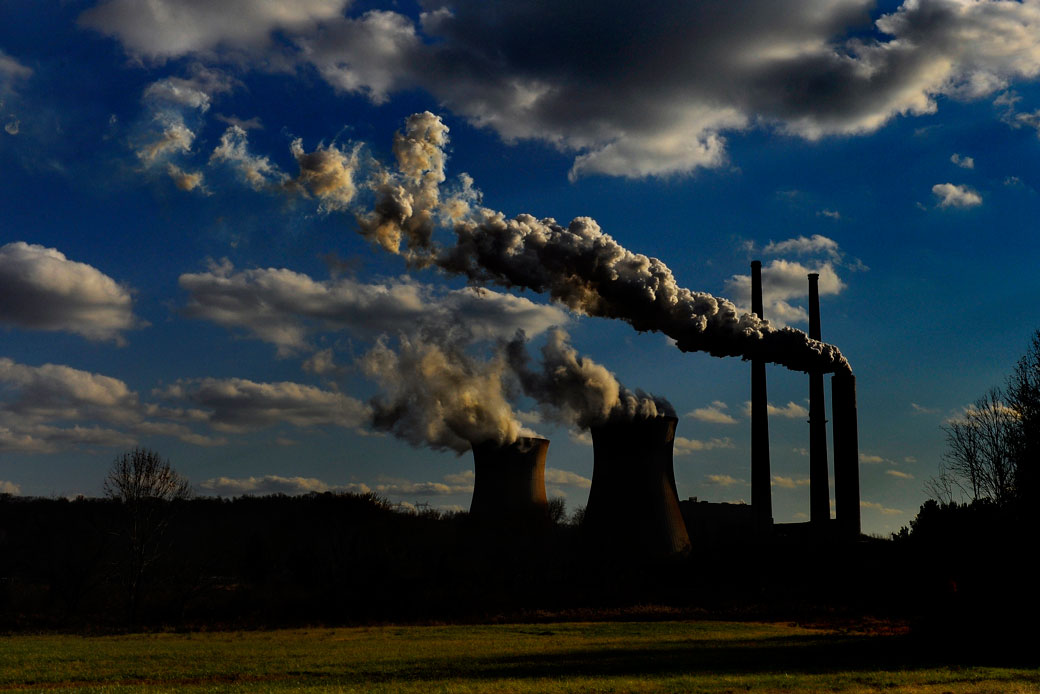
(2, 620, 1038, 693)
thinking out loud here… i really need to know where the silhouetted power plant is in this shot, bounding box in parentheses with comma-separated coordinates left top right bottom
(583, 415, 692, 557)
(461, 262, 861, 547)
(469, 437, 550, 528)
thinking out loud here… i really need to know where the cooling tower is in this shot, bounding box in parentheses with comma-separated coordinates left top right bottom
(750, 260, 773, 530)
(807, 273, 831, 526)
(469, 436, 550, 528)
(583, 415, 691, 557)
(831, 372, 861, 538)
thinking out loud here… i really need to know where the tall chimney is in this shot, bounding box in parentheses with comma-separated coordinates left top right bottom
(583, 415, 691, 557)
(831, 373, 861, 538)
(750, 261, 773, 531)
(469, 437, 550, 528)
(807, 273, 830, 526)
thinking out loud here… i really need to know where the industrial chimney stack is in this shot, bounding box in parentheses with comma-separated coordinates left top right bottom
(807, 273, 830, 527)
(469, 437, 551, 529)
(583, 415, 691, 558)
(831, 373, 861, 538)
(750, 261, 773, 531)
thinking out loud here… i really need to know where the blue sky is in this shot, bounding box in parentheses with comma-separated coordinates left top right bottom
(3, 0, 1040, 534)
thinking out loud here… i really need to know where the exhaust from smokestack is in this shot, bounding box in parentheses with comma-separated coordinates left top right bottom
(360, 113, 852, 376)
(807, 273, 830, 526)
(750, 261, 772, 531)
(469, 436, 550, 528)
(583, 415, 691, 558)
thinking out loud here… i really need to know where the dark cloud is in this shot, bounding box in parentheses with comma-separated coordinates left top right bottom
(0, 242, 140, 343)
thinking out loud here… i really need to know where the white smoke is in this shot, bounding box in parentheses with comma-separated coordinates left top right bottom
(358, 111, 453, 263)
(505, 328, 675, 429)
(361, 329, 533, 454)
(362, 113, 850, 373)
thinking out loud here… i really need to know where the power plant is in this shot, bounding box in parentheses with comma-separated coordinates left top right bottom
(468, 436, 551, 528)
(583, 415, 691, 557)
(463, 262, 861, 548)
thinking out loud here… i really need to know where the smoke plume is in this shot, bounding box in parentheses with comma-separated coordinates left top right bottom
(361, 329, 532, 454)
(506, 329, 674, 430)
(365, 112, 850, 374)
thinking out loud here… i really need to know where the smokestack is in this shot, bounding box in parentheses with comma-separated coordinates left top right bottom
(469, 437, 550, 528)
(807, 273, 830, 526)
(583, 415, 691, 557)
(750, 261, 772, 531)
(831, 373, 861, 538)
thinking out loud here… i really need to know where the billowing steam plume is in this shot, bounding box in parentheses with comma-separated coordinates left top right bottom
(506, 328, 675, 430)
(363, 112, 850, 375)
(361, 329, 532, 454)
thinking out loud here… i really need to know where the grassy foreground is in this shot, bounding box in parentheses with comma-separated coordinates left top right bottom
(2, 620, 1038, 693)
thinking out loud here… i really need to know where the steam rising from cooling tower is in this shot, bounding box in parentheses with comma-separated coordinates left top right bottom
(505, 328, 674, 429)
(361, 112, 850, 376)
(361, 329, 531, 453)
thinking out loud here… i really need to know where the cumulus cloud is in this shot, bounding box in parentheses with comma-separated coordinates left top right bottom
(741, 400, 809, 419)
(772, 475, 811, 489)
(763, 235, 841, 260)
(81, 0, 1040, 179)
(0, 49, 32, 83)
(725, 257, 846, 326)
(861, 499, 903, 515)
(0, 242, 139, 343)
(686, 401, 738, 424)
(157, 377, 371, 434)
(859, 453, 888, 464)
(167, 164, 206, 192)
(932, 182, 982, 208)
(179, 259, 567, 355)
(0, 357, 225, 452)
(674, 436, 734, 455)
(950, 153, 974, 169)
(0, 480, 20, 494)
(705, 474, 743, 487)
(544, 467, 592, 489)
(886, 469, 915, 480)
(79, 0, 349, 61)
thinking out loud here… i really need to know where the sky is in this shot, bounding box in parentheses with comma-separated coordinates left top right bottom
(3, 0, 1040, 534)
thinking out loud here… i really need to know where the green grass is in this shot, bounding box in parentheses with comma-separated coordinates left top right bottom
(1, 620, 1038, 693)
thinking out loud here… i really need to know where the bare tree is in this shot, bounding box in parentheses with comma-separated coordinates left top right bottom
(1005, 328, 1040, 506)
(940, 388, 1018, 506)
(104, 448, 191, 623)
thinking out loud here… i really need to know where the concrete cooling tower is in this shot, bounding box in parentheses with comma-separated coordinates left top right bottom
(469, 437, 550, 528)
(582, 415, 691, 558)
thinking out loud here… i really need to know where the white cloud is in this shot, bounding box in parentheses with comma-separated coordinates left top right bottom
(911, 402, 939, 414)
(763, 234, 841, 260)
(544, 468, 592, 489)
(772, 475, 810, 489)
(157, 377, 371, 434)
(932, 182, 982, 208)
(859, 453, 887, 464)
(0, 357, 227, 452)
(686, 401, 738, 424)
(0, 50, 32, 82)
(79, 0, 349, 61)
(705, 474, 743, 487)
(725, 257, 845, 326)
(180, 260, 567, 355)
(200, 474, 370, 496)
(674, 436, 734, 455)
(0, 242, 139, 343)
(950, 153, 974, 169)
(886, 469, 915, 480)
(861, 499, 903, 515)
(0, 480, 20, 494)
(742, 400, 809, 419)
(82, 0, 1040, 180)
